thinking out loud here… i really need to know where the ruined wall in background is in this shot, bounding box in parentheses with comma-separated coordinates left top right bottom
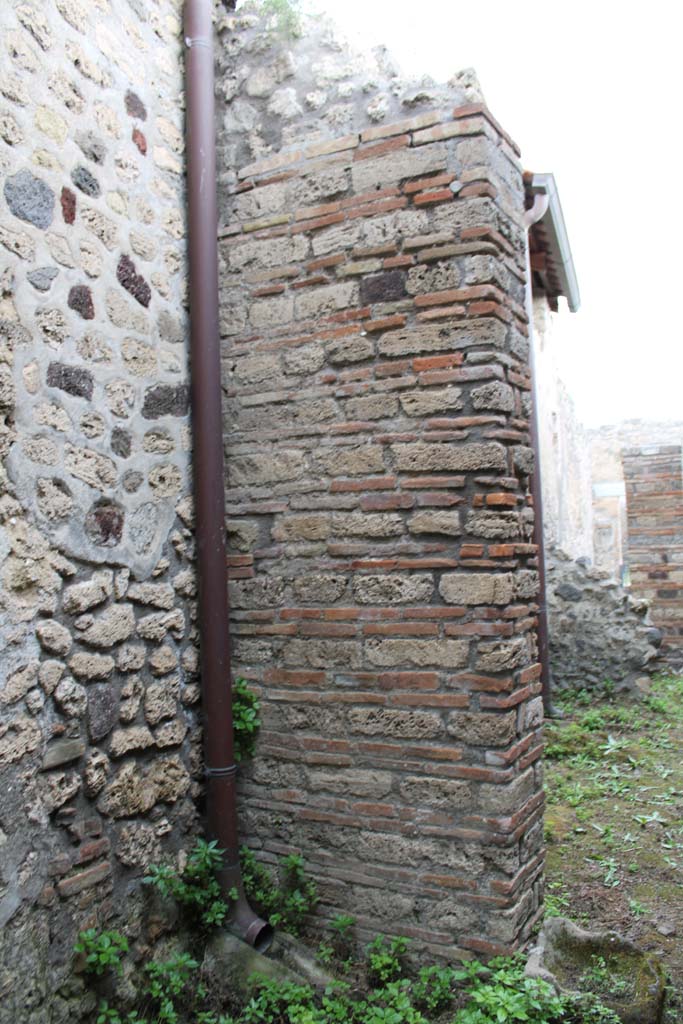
(0, 2, 201, 1021)
(217, 9, 545, 959)
(546, 548, 660, 692)
(532, 296, 593, 562)
(589, 420, 683, 580)
(623, 445, 683, 664)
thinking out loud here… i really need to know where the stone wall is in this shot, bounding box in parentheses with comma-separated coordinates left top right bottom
(623, 445, 683, 662)
(546, 548, 661, 692)
(0, 2, 200, 1021)
(589, 420, 683, 580)
(216, 10, 545, 959)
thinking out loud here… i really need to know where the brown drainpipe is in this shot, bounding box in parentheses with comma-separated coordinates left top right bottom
(523, 193, 558, 718)
(184, 0, 271, 950)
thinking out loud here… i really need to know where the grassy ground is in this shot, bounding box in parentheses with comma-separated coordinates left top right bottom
(543, 673, 683, 1022)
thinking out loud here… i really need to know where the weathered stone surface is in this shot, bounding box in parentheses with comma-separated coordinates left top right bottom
(345, 394, 397, 420)
(69, 651, 115, 681)
(292, 573, 347, 604)
(272, 514, 329, 542)
(378, 320, 506, 357)
(353, 573, 433, 605)
(62, 571, 113, 614)
(110, 726, 155, 758)
(154, 719, 188, 749)
(399, 775, 472, 809)
(4, 169, 54, 229)
(65, 444, 117, 488)
(366, 638, 469, 668)
(137, 609, 185, 642)
(78, 604, 135, 648)
(36, 619, 72, 655)
(392, 442, 506, 473)
(116, 822, 161, 868)
(98, 761, 157, 818)
(465, 510, 522, 539)
(283, 638, 361, 669)
(349, 707, 444, 739)
(332, 512, 403, 538)
(447, 710, 517, 747)
(313, 446, 384, 477)
(399, 387, 462, 417)
(144, 678, 178, 725)
(149, 644, 178, 676)
(2, 661, 39, 705)
(38, 659, 64, 695)
(471, 381, 515, 411)
(408, 511, 461, 536)
(327, 335, 374, 364)
(84, 749, 109, 797)
(148, 755, 190, 803)
(230, 450, 305, 486)
(476, 637, 528, 672)
(0, 715, 42, 765)
(231, 577, 285, 609)
(440, 572, 515, 605)
(127, 582, 175, 609)
(54, 678, 87, 718)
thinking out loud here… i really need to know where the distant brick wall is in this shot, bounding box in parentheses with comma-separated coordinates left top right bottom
(623, 445, 683, 657)
(218, 17, 545, 956)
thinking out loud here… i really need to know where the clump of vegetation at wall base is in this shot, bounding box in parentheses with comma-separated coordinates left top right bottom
(144, 839, 236, 930)
(76, 924, 626, 1024)
(232, 677, 261, 762)
(366, 934, 410, 986)
(75, 929, 129, 976)
(240, 847, 318, 934)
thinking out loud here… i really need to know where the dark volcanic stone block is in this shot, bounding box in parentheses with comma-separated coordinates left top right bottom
(111, 428, 132, 459)
(87, 685, 117, 742)
(117, 254, 151, 308)
(71, 165, 100, 197)
(4, 169, 54, 229)
(61, 186, 76, 224)
(68, 285, 95, 319)
(360, 270, 406, 305)
(85, 499, 125, 546)
(46, 361, 94, 400)
(142, 383, 189, 419)
(125, 90, 147, 120)
(28, 267, 59, 292)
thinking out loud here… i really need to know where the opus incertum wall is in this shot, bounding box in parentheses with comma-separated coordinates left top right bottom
(218, 11, 545, 960)
(0, 2, 200, 1020)
(623, 445, 683, 659)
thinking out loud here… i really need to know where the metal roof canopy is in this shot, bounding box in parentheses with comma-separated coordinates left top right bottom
(526, 172, 581, 314)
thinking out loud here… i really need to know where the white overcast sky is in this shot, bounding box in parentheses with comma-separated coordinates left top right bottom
(303, 0, 683, 427)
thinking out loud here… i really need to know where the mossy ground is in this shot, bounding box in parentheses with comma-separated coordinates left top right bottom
(543, 674, 683, 1022)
